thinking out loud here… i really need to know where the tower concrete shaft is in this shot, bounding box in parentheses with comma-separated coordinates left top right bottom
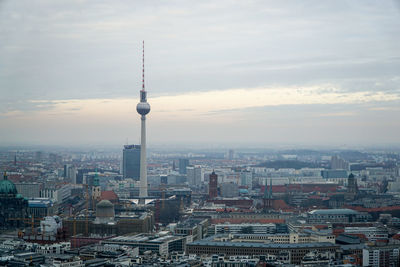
(139, 115, 148, 198)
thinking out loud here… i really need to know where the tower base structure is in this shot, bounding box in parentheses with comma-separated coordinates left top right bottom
(138, 197, 146, 205)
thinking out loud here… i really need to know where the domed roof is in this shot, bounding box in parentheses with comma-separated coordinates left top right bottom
(97, 199, 113, 208)
(0, 172, 17, 195)
(96, 199, 115, 222)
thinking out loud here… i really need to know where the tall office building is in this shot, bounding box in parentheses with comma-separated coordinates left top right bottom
(240, 171, 253, 187)
(209, 171, 218, 199)
(179, 159, 189, 174)
(122, 145, 141, 180)
(227, 149, 235, 160)
(63, 164, 70, 178)
(136, 41, 151, 201)
(331, 155, 349, 170)
(187, 165, 202, 186)
(63, 164, 77, 184)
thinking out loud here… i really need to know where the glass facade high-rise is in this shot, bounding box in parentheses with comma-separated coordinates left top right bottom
(179, 159, 189, 174)
(122, 145, 141, 180)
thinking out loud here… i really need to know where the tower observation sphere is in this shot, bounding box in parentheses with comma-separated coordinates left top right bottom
(136, 100, 150, 115)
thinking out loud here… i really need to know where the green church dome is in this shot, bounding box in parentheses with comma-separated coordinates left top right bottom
(0, 172, 17, 195)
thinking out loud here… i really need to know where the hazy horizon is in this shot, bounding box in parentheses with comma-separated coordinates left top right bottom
(1, 1, 400, 146)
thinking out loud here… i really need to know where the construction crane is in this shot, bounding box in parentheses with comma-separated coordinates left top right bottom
(7, 216, 43, 236)
(161, 187, 166, 209)
(82, 184, 89, 236)
(72, 215, 77, 248)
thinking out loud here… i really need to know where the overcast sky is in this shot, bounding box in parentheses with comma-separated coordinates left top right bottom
(1, 0, 400, 148)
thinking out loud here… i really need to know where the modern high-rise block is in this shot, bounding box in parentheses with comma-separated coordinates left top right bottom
(63, 164, 77, 184)
(331, 155, 349, 170)
(179, 159, 189, 174)
(240, 171, 252, 187)
(187, 165, 202, 186)
(122, 145, 141, 180)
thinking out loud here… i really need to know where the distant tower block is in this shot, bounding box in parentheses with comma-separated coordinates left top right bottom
(209, 171, 218, 199)
(228, 149, 235, 160)
(122, 145, 141, 180)
(136, 41, 151, 203)
(345, 173, 358, 201)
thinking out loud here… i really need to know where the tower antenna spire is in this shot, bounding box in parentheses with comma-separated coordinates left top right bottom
(142, 40, 145, 91)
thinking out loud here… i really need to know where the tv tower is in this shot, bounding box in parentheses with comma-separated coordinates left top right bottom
(136, 41, 150, 203)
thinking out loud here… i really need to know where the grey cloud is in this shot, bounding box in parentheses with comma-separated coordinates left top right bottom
(1, 0, 400, 145)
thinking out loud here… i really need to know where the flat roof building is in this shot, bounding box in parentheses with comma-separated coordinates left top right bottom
(102, 233, 188, 256)
(187, 237, 339, 265)
(307, 209, 371, 224)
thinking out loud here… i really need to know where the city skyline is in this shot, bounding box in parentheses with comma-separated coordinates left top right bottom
(1, 1, 400, 146)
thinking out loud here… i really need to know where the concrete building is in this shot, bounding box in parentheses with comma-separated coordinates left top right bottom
(35, 242, 71, 255)
(179, 159, 189, 175)
(307, 209, 371, 224)
(63, 211, 154, 237)
(68, 166, 77, 184)
(240, 171, 252, 187)
(363, 245, 400, 267)
(187, 238, 338, 265)
(230, 230, 335, 244)
(215, 223, 276, 234)
(230, 233, 309, 244)
(7, 252, 45, 266)
(220, 182, 239, 198)
(52, 255, 84, 267)
(321, 169, 348, 179)
(175, 218, 209, 241)
(227, 149, 235, 160)
(165, 173, 187, 185)
(344, 227, 388, 242)
(122, 145, 141, 180)
(187, 165, 202, 186)
(102, 232, 188, 256)
(331, 155, 349, 170)
(28, 198, 56, 218)
(14, 182, 41, 199)
(40, 184, 74, 204)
